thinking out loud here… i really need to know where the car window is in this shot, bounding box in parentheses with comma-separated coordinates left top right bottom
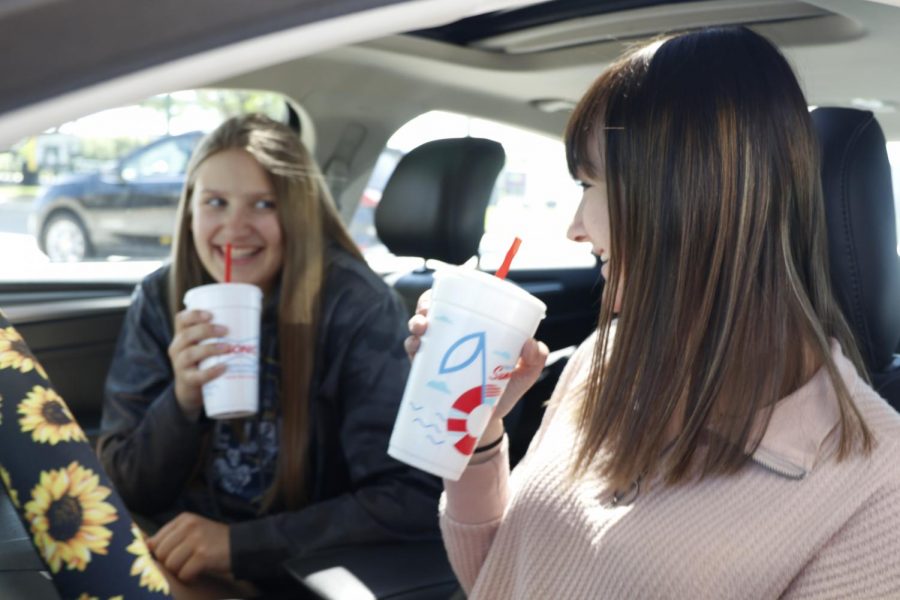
(348, 111, 594, 274)
(121, 139, 192, 181)
(0, 89, 289, 278)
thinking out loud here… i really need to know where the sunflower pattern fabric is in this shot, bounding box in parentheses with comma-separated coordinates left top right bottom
(0, 315, 172, 599)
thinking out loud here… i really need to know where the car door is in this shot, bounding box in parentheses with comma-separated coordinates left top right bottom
(117, 135, 196, 253)
(76, 169, 132, 243)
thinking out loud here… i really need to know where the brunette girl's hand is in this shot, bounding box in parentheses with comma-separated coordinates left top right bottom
(403, 290, 432, 361)
(493, 337, 549, 420)
(168, 309, 229, 420)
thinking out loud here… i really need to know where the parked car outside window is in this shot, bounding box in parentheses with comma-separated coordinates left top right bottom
(0, 89, 290, 268)
(29, 131, 201, 262)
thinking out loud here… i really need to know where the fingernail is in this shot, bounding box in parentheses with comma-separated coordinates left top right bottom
(214, 325, 227, 335)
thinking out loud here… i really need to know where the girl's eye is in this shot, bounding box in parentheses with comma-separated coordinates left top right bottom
(255, 199, 277, 210)
(578, 181, 593, 190)
(205, 197, 226, 208)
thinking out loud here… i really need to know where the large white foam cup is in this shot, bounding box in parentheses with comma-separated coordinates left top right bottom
(389, 267, 546, 480)
(183, 283, 262, 419)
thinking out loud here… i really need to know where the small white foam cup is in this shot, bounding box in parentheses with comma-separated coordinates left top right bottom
(183, 283, 262, 419)
(389, 267, 546, 480)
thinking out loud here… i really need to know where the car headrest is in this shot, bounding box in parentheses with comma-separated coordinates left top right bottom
(811, 107, 900, 372)
(375, 137, 505, 265)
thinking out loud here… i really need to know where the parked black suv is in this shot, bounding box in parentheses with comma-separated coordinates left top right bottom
(29, 131, 202, 261)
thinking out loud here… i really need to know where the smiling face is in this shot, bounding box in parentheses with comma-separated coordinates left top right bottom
(190, 148, 284, 293)
(567, 170, 611, 276)
(567, 169, 623, 311)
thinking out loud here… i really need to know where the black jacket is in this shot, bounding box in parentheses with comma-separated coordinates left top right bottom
(98, 246, 441, 581)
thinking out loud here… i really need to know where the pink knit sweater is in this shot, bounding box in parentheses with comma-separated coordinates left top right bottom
(440, 335, 900, 598)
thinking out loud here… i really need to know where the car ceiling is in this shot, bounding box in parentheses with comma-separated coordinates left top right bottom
(2, 0, 900, 146)
(0, 0, 547, 146)
(224, 0, 900, 140)
(0, 0, 408, 117)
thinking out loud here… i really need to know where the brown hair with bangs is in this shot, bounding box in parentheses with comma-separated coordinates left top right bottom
(169, 113, 363, 510)
(565, 27, 871, 491)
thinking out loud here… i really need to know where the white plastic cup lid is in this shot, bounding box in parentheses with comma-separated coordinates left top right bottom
(184, 282, 263, 311)
(432, 267, 546, 337)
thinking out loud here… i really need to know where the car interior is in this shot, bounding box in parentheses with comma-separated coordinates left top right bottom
(812, 107, 900, 405)
(0, 0, 898, 598)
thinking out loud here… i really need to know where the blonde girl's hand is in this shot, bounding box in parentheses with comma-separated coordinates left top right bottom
(147, 512, 231, 582)
(168, 309, 229, 421)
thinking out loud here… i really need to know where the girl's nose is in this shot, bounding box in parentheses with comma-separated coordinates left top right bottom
(222, 205, 250, 235)
(567, 200, 587, 243)
(567, 224, 588, 243)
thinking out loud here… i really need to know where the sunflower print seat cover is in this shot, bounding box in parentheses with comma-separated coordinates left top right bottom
(0, 314, 172, 599)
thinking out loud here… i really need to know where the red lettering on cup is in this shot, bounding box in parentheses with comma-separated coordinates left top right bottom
(490, 365, 513, 381)
(224, 343, 256, 355)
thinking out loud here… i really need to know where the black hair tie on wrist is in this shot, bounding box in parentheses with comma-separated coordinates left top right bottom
(474, 432, 504, 453)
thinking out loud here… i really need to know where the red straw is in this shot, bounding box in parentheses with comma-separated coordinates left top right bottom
(495, 237, 522, 280)
(224, 243, 232, 283)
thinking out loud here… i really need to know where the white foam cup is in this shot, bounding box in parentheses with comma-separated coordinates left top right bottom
(183, 283, 262, 419)
(389, 267, 547, 480)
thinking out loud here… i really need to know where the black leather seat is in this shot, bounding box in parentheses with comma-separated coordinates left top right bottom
(375, 137, 506, 315)
(811, 107, 900, 409)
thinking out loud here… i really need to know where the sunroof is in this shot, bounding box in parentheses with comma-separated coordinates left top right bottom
(412, 0, 698, 46)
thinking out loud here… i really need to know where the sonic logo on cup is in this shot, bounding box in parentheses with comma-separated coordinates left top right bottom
(210, 336, 259, 375)
(491, 365, 514, 381)
(223, 343, 256, 355)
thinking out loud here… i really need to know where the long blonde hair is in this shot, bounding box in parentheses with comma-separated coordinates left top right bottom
(169, 113, 363, 510)
(565, 28, 871, 490)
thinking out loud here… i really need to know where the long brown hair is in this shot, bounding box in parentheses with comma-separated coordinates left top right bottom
(565, 27, 872, 490)
(169, 114, 363, 510)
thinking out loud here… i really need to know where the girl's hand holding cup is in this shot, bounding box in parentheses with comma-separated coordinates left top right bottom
(168, 309, 230, 421)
